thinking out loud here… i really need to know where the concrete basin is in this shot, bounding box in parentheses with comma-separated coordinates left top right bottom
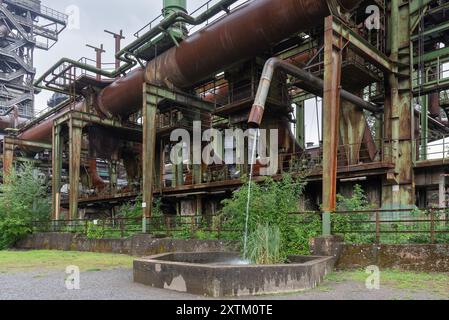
(133, 252, 334, 297)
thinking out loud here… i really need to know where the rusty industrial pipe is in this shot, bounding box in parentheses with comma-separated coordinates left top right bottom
(248, 57, 382, 127)
(18, 101, 86, 144)
(19, 0, 362, 143)
(0, 107, 27, 130)
(97, 0, 361, 118)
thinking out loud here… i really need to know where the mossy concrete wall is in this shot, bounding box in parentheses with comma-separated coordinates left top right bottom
(15, 233, 238, 256)
(336, 244, 449, 272)
(310, 236, 449, 272)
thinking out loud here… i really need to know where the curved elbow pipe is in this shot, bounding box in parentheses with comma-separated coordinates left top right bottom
(248, 58, 382, 127)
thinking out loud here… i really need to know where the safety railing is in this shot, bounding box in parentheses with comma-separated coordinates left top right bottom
(413, 56, 449, 93)
(29, 214, 241, 240)
(416, 136, 449, 161)
(291, 208, 449, 244)
(30, 208, 449, 244)
(39, 3, 68, 23)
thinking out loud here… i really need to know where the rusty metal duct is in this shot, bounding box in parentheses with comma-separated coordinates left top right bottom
(19, 0, 361, 142)
(99, 0, 361, 118)
(18, 101, 86, 144)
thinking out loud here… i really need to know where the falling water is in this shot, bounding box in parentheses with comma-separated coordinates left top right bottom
(243, 128, 260, 260)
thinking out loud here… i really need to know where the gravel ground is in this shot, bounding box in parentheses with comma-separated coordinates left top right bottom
(0, 268, 444, 300)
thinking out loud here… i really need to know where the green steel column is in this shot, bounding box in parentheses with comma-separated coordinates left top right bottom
(142, 85, 158, 221)
(68, 119, 83, 220)
(163, 0, 187, 16)
(51, 125, 63, 220)
(382, 0, 414, 209)
(176, 145, 184, 187)
(2, 138, 14, 181)
(420, 92, 428, 161)
(163, 0, 187, 40)
(322, 16, 342, 236)
(295, 101, 305, 149)
(109, 160, 118, 195)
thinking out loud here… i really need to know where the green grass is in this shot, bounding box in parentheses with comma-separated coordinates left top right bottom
(326, 269, 449, 298)
(0, 250, 134, 273)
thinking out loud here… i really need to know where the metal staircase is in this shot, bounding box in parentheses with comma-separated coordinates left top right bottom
(0, 0, 67, 119)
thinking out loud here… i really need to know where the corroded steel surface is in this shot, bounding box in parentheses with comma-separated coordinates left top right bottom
(18, 101, 85, 144)
(102, 0, 360, 118)
(97, 68, 145, 117)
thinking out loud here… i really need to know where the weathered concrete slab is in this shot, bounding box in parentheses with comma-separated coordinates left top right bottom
(337, 244, 449, 272)
(15, 233, 237, 256)
(309, 236, 449, 272)
(133, 252, 334, 297)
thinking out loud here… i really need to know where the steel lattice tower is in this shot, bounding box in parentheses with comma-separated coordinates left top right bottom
(0, 0, 67, 118)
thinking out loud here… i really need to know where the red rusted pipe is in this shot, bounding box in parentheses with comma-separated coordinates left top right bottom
(429, 92, 441, 119)
(19, 0, 361, 142)
(98, 0, 361, 118)
(88, 158, 107, 190)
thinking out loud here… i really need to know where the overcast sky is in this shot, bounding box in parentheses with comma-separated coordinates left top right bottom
(35, 0, 322, 146)
(34, 0, 211, 109)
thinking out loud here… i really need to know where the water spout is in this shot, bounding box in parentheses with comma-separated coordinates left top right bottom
(243, 128, 260, 260)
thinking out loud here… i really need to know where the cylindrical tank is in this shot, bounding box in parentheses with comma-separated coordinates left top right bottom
(163, 0, 187, 16)
(99, 0, 360, 118)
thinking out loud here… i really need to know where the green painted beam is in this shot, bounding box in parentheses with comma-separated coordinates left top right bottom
(146, 83, 215, 112)
(409, 0, 434, 14)
(413, 46, 449, 65)
(411, 20, 449, 41)
(332, 18, 395, 73)
(413, 77, 449, 96)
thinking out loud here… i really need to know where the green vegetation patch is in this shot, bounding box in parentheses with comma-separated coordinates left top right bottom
(0, 250, 133, 273)
(326, 269, 449, 298)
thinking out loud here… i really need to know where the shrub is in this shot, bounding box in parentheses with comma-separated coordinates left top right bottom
(331, 184, 375, 244)
(0, 217, 32, 249)
(246, 224, 281, 264)
(86, 221, 105, 239)
(0, 162, 50, 249)
(220, 174, 311, 261)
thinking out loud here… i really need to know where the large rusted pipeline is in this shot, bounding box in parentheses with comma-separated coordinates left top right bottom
(99, 0, 361, 118)
(429, 92, 441, 119)
(18, 101, 86, 144)
(0, 115, 27, 130)
(17, 0, 360, 142)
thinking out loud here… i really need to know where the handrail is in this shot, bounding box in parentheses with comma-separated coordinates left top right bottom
(34, 0, 240, 95)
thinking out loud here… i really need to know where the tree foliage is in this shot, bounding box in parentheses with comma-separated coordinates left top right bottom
(220, 174, 312, 262)
(0, 162, 50, 249)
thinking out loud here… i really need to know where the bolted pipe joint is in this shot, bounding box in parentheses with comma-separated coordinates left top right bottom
(163, 0, 187, 17)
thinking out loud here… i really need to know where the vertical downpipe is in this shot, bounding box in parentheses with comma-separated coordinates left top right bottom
(163, 0, 188, 39)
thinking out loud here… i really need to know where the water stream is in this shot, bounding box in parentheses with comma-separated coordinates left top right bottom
(243, 128, 260, 260)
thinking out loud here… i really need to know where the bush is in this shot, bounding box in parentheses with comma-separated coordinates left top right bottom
(0, 162, 50, 249)
(246, 224, 281, 264)
(220, 174, 311, 261)
(86, 221, 105, 240)
(0, 217, 32, 249)
(332, 184, 375, 244)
